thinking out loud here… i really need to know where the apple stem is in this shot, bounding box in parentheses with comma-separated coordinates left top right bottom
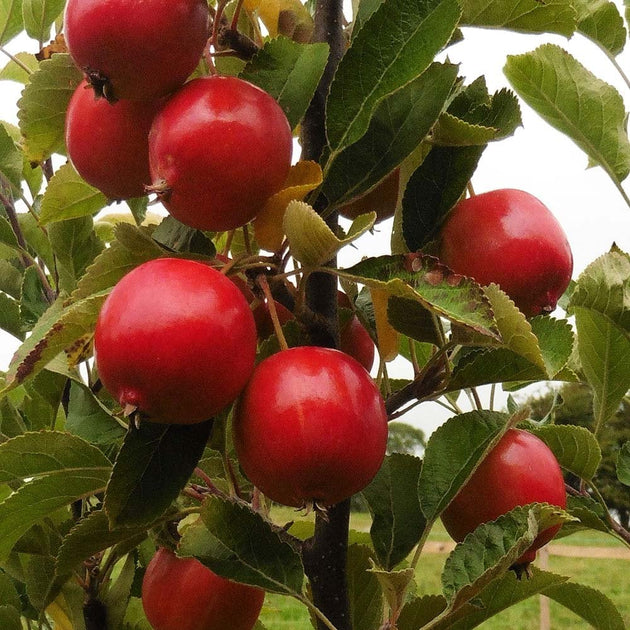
(257, 274, 290, 351)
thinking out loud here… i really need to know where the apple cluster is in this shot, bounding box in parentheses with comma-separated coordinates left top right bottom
(63, 0, 293, 232)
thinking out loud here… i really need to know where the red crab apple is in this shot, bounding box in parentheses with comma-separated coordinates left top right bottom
(65, 81, 161, 199)
(438, 189, 573, 317)
(94, 258, 257, 423)
(233, 346, 388, 508)
(64, 0, 209, 101)
(440, 428, 567, 568)
(148, 76, 293, 231)
(142, 547, 264, 630)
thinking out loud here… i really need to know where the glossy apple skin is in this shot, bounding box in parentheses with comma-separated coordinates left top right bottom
(441, 428, 567, 566)
(142, 548, 264, 630)
(65, 81, 161, 199)
(149, 76, 293, 231)
(339, 169, 400, 222)
(234, 346, 388, 507)
(64, 0, 209, 101)
(339, 315, 375, 372)
(94, 258, 257, 423)
(438, 189, 573, 317)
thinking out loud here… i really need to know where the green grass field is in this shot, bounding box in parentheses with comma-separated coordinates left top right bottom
(258, 509, 630, 629)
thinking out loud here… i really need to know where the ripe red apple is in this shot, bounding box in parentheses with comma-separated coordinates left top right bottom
(339, 169, 400, 222)
(438, 189, 573, 317)
(65, 81, 161, 199)
(142, 547, 264, 630)
(94, 258, 257, 423)
(233, 346, 388, 507)
(440, 428, 567, 567)
(64, 0, 209, 101)
(148, 76, 293, 231)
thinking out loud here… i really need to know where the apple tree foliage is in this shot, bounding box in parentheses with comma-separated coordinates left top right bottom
(0, 0, 629, 629)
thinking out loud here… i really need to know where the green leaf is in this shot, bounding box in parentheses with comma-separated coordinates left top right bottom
(460, 0, 576, 35)
(0, 605, 21, 630)
(397, 595, 448, 630)
(179, 496, 305, 595)
(56, 510, 147, 577)
(337, 254, 500, 341)
(433, 84, 523, 146)
(104, 420, 213, 528)
(574, 307, 630, 431)
(20, 264, 49, 328)
(240, 37, 329, 130)
(569, 248, 630, 331)
(369, 566, 415, 621)
(448, 345, 551, 392)
(418, 410, 510, 522)
(504, 44, 630, 186)
(617, 441, 630, 486)
(574, 0, 626, 56)
(66, 381, 127, 445)
(40, 162, 109, 224)
(445, 568, 569, 629)
(402, 145, 485, 251)
(0, 51, 37, 83)
(0, 469, 111, 560)
(0, 123, 22, 191)
(0, 0, 24, 45)
(387, 297, 442, 346)
(0, 571, 20, 610)
(529, 424, 601, 480)
(326, 0, 461, 152)
(0, 216, 20, 260)
(0, 292, 22, 339)
(18, 210, 54, 270)
(72, 223, 164, 301)
(22, 0, 65, 41)
(560, 494, 611, 537)
(283, 200, 375, 266)
(49, 215, 104, 293)
(544, 580, 626, 629)
(529, 315, 575, 377)
(323, 62, 459, 208)
(102, 553, 137, 630)
(441, 505, 572, 607)
(0, 430, 111, 483)
(18, 53, 82, 162)
(3, 291, 107, 393)
(347, 545, 383, 630)
(351, 0, 383, 36)
(362, 453, 425, 570)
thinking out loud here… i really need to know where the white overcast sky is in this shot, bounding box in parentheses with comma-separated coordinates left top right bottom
(1, 9, 630, 435)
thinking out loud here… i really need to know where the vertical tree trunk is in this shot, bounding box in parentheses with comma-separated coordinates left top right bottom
(300, 1, 351, 629)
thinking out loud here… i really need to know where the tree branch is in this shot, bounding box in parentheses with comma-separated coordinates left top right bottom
(299, 2, 351, 629)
